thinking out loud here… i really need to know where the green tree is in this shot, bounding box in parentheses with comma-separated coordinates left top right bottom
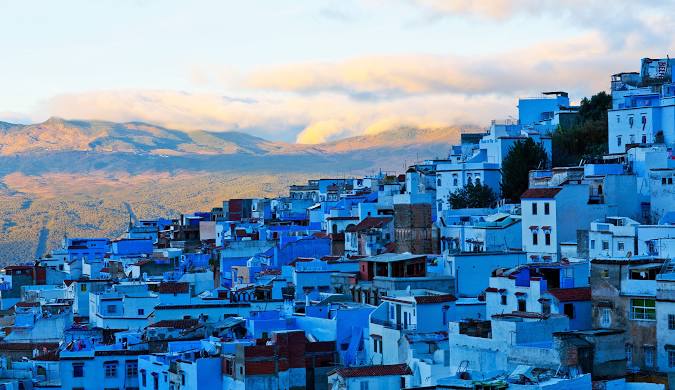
(552, 91, 612, 166)
(500, 138, 549, 203)
(448, 181, 498, 209)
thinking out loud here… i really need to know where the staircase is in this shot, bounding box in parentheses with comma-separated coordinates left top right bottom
(661, 258, 675, 275)
(456, 360, 469, 376)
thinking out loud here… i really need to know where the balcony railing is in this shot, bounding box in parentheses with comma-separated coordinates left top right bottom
(370, 317, 417, 331)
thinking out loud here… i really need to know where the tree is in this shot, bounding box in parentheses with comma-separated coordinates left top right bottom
(552, 91, 612, 166)
(448, 181, 497, 209)
(500, 138, 548, 203)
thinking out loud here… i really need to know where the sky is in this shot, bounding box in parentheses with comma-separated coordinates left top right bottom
(0, 0, 674, 143)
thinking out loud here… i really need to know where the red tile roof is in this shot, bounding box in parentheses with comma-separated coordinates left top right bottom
(547, 287, 591, 302)
(15, 301, 40, 308)
(326, 216, 359, 221)
(521, 188, 562, 199)
(330, 363, 412, 378)
(414, 294, 457, 304)
(384, 242, 397, 253)
(345, 217, 393, 233)
(158, 282, 189, 294)
(149, 319, 198, 329)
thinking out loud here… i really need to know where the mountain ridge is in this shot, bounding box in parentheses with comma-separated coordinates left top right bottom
(0, 117, 474, 157)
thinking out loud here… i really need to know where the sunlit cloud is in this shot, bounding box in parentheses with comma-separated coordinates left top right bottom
(10, 1, 674, 145)
(42, 90, 513, 144)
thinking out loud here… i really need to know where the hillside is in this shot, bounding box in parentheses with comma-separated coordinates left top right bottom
(0, 117, 472, 264)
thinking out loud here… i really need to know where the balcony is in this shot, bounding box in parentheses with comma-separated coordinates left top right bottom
(622, 279, 657, 296)
(370, 317, 417, 331)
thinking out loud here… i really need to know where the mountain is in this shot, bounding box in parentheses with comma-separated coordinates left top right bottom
(0, 117, 465, 158)
(0, 117, 288, 156)
(0, 117, 473, 264)
(0, 118, 468, 176)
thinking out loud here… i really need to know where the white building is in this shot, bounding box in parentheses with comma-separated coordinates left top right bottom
(368, 290, 483, 365)
(638, 223, 675, 258)
(521, 186, 610, 262)
(59, 345, 146, 390)
(89, 283, 158, 330)
(327, 363, 412, 390)
(588, 217, 640, 259)
(608, 58, 675, 155)
(649, 168, 675, 222)
(656, 272, 675, 373)
(440, 212, 522, 254)
(447, 313, 570, 374)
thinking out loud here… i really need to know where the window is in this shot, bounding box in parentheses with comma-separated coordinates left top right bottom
(138, 309, 144, 316)
(517, 298, 526, 312)
(626, 344, 633, 366)
(500, 295, 507, 305)
(616, 115, 620, 123)
(563, 303, 575, 319)
(73, 363, 84, 378)
(545, 233, 551, 246)
(474, 176, 481, 185)
(644, 346, 655, 367)
(126, 361, 138, 378)
(642, 134, 647, 143)
(532, 203, 538, 215)
(628, 116, 634, 128)
(437, 178, 441, 186)
(618, 242, 624, 251)
(106, 305, 118, 315)
(663, 177, 667, 185)
(544, 202, 550, 215)
(617, 136, 622, 146)
(104, 361, 118, 378)
(590, 240, 595, 250)
(542, 301, 551, 315)
(360, 381, 369, 390)
(670, 314, 675, 330)
(532, 233, 538, 245)
(80, 284, 87, 292)
(601, 269, 609, 278)
(602, 241, 609, 251)
(452, 174, 458, 186)
(670, 178, 674, 185)
(141, 369, 146, 386)
(372, 337, 382, 354)
(630, 298, 656, 320)
(669, 350, 675, 368)
(600, 307, 612, 327)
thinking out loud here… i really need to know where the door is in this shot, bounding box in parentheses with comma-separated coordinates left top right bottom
(395, 304, 401, 326)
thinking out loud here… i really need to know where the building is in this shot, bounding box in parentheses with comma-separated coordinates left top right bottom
(521, 186, 611, 262)
(221, 330, 336, 389)
(327, 363, 412, 390)
(591, 256, 664, 371)
(485, 262, 591, 330)
(368, 290, 477, 365)
(608, 57, 675, 154)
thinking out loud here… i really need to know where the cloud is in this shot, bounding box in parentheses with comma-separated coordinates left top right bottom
(407, 0, 674, 48)
(39, 26, 674, 145)
(41, 89, 513, 144)
(243, 32, 660, 100)
(29, 2, 675, 145)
